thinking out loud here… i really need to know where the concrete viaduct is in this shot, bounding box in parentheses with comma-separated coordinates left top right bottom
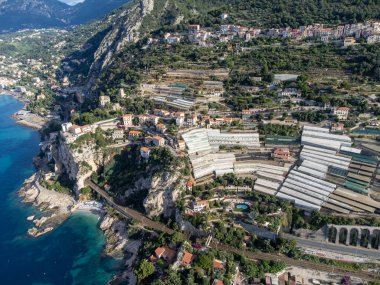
(326, 224, 380, 249)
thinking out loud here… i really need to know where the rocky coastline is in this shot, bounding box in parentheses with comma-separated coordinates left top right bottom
(99, 214, 141, 285)
(18, 172, 76, 237)
(4, 83, 142, 283)
(0, 91, 46, 129)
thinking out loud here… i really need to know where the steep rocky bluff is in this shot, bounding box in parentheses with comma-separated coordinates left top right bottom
(122, 166, 186, 218)
(89, 0, 155, 73)
(54, 137, 186, 219)
(70, 0, 221, 91)
(54, 138, 112, 192)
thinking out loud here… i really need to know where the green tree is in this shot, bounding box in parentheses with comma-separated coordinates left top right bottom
(170, 232, 183, 244)
(196, 254, 212, 272)
(134, 259, 155, 283)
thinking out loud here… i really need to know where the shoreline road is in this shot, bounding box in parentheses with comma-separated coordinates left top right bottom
(85, 179, 175, 235)
(85, 179, 379, 281)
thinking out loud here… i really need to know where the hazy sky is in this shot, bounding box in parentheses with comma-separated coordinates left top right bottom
(58, 0, 85, 5)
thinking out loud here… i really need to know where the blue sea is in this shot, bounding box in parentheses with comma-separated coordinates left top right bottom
(0, 95, 118, 284)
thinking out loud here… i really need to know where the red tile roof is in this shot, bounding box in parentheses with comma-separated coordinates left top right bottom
(155, 247, 165, 257)
(213, 259, 223, 270)
(182, 252, 195, 266)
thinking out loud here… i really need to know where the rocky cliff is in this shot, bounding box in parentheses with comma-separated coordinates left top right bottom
(143, 169, 185, 218)
(100, 214, 130, 255)
(84, 0, 216, 92)
(99, 213, 140, 284)
(54, 139, 111, 192)
(118, 162, 186, 218)
(89, 0, 155, 74)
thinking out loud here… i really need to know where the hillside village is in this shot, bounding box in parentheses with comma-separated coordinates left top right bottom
(2, 5, 380, 285)
(162, 19, 380, 46)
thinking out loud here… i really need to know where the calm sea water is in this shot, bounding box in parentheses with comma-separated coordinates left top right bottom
(0, 95, 118, 285)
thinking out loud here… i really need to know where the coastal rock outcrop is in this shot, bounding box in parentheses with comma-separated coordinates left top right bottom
(20, 173, 75, 214)
(99, 213, 141, 285)
(100, 214, 130, 255)
(143, 170, 184, 218)
(54, 139, 111, 193)
(120, 167, 185, 219)
(19, 173, 76, 237)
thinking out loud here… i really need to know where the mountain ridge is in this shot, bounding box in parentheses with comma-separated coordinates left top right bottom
(0, 0, 130, 32)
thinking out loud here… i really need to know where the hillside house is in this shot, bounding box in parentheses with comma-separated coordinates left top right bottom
(152, 136, 165, 146)
(272, 148, 291, 160)
(122, 114, 133, 127)
(140, 147, 151, 159)
(331, 122, 344, 133)
(333, 107, 349, 120)
(128, 130, 141, 140)
(193, 200, 209, 212)
(156, 123, 166, 133)
(181, 252, 195, 267)
(112, 129, 124, 140)
(99, 96, 110, 107)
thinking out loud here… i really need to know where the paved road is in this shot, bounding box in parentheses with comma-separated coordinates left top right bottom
(86, 179, 379, 280)
(210, 242, 379, 281)
(283, 234, 380, 260)
(85, 179, 175, 235)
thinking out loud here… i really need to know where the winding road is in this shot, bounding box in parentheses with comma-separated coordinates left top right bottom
(85, 179, 379, 281)
(85, 179, 175, 235)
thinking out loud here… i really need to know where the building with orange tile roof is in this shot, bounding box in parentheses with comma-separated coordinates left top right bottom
(154, 246, 177, 263)
(156, 123, 167, 133)
(152, 135, 165, 146)
(333, 107, 349, 120)
(122, 114, 133, 127)
(331, 122, 344, 133)
(181, 252, 195, 267)
(140, 147, 151, 159)
(112, 129, 124, 140)
(69, 124, 82, 135)
(186, 180, 193, 191)
(193, 200, 209, 212)
(213, 259, 224, 271)
(128, 130, 142, 140)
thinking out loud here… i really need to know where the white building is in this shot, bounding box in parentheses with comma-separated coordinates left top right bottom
(81, 125, 92, 133)
(176, 116, 185, 126)
(193, 200, 209, 212)
(333, 107, 349, 120)
(367, 34, 380, 44)
(278, 88, 301, 97)
(220, 13, 228, 20)
(99, 96, 111, 107)
(61, 122, 73, 132)
(122, 114, 133, 127)
(112, 129, 124, 140)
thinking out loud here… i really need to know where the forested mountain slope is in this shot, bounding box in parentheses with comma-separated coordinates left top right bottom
(0, 0, 129, 32)
(61, 0, 380, 93)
